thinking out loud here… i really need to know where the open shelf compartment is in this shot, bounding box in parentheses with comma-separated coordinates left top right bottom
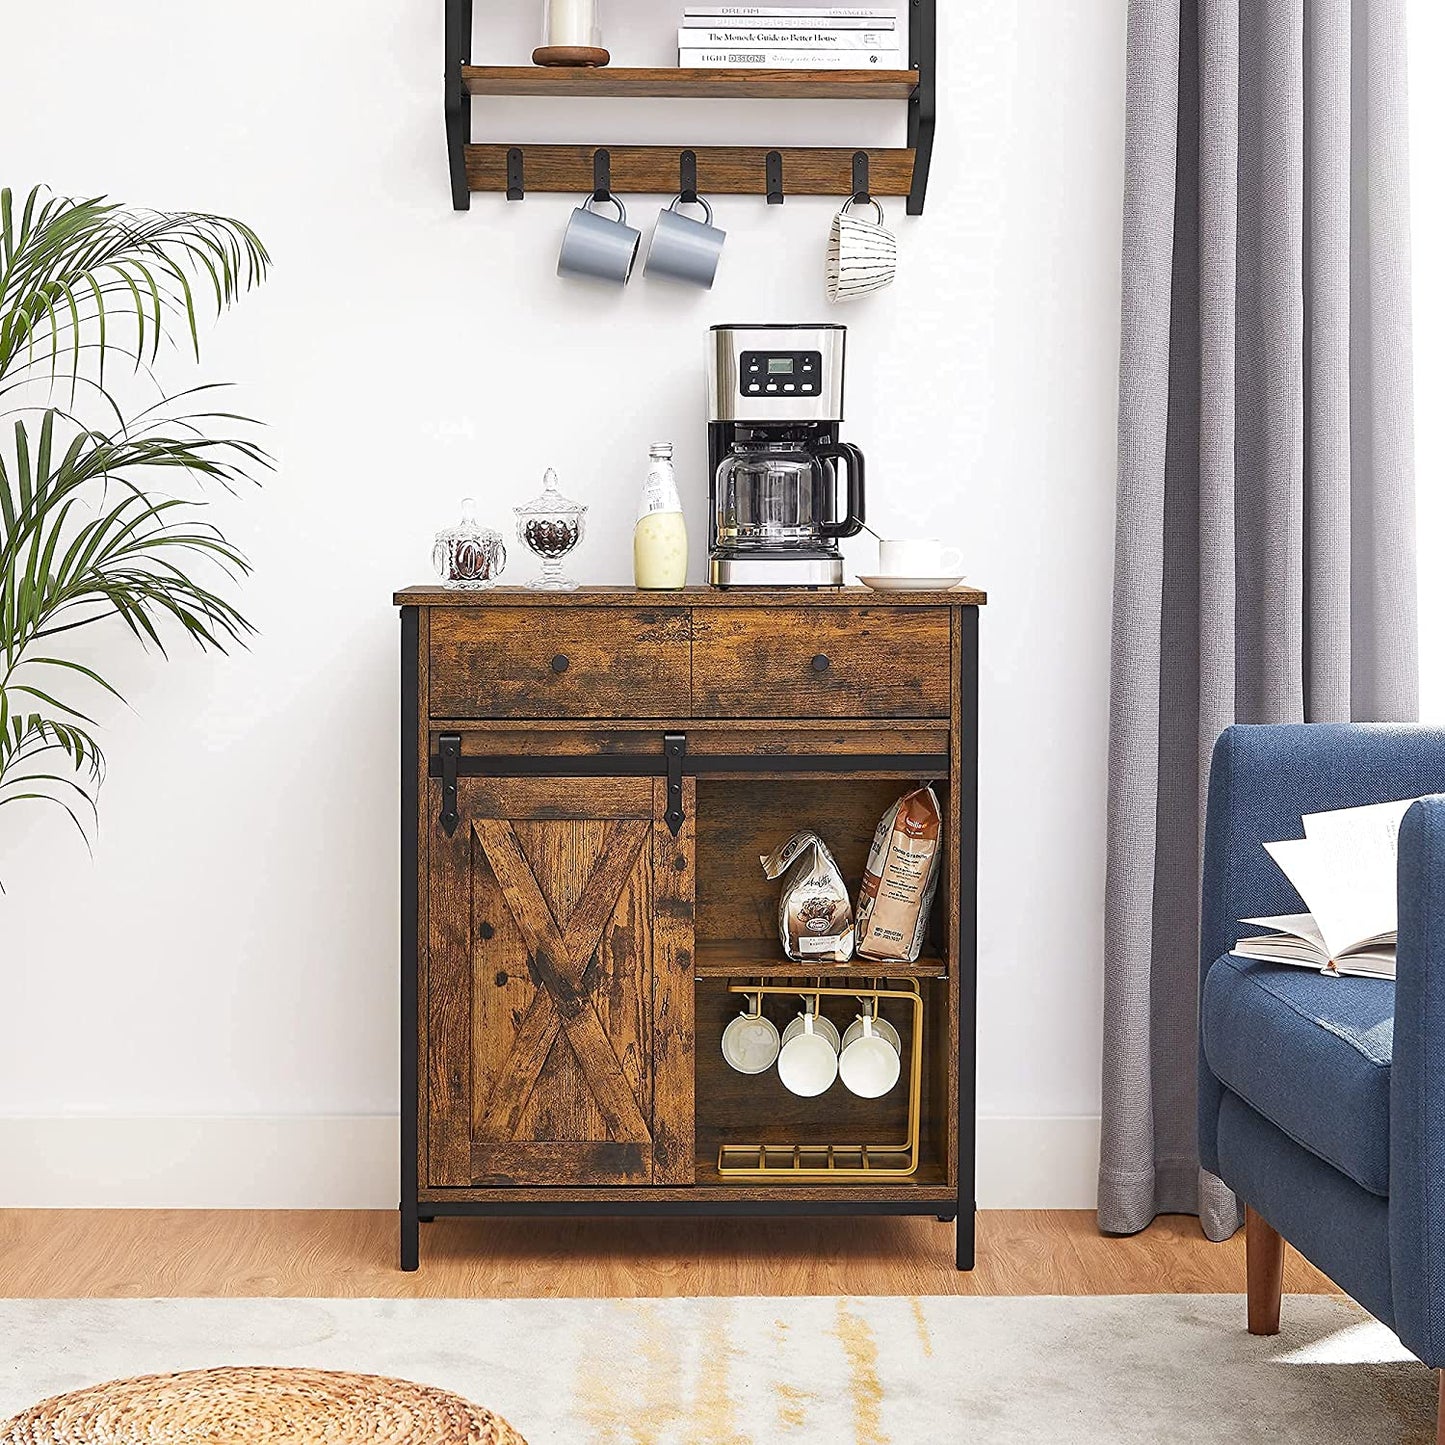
(693, 774, 955, 1190)
(715, 979, 925, 1180)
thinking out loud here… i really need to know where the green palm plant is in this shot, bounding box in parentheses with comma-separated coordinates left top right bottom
(0, 185, 270, 861)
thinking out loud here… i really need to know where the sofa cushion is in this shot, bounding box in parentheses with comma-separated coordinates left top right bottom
(1202, 952, 1394, 1197)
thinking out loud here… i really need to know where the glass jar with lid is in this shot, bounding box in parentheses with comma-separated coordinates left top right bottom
(432, 497, 506, 589)
(515, 468, 587, 591)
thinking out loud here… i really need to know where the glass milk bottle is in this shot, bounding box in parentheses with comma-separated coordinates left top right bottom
(633, 442, 688, 590)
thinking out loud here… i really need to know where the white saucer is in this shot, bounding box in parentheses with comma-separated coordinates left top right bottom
(858, 575, 967, 592)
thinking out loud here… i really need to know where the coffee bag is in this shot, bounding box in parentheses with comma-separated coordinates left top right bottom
(760, 831, 856, 963)
(855, 784, 943, 963)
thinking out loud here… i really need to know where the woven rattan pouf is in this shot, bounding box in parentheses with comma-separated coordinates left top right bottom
(0, 1366, 528, 1444)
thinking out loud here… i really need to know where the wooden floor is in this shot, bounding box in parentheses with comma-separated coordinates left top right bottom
(0, 1210, 1339, 1300)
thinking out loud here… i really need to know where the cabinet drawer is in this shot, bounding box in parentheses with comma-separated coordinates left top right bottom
(429, 607, 692, 718)
(691, 607, 951, 718)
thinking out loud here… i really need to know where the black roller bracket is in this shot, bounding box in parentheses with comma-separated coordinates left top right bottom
(664, 733, 687, 837)
(444, 0, 474, 211)
(680, 150, 699, 205)
(852, 151, 871, 202)
(506, 147, 525, 201)
(439, 733, 461, 837)
(766, 150, 785, 206)
(907, 0, 936, 216)
(593, 148, 612, 202)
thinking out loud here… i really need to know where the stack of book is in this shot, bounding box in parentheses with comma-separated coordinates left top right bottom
(678, 6, 903, 71)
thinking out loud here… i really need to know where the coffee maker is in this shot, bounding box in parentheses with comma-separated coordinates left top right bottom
(708, 323, 866, 588)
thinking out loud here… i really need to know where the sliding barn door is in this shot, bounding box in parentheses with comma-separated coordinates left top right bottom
(427, 775, 694, 1188)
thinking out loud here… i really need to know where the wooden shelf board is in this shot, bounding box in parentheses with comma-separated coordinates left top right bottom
(695, 939, 948, 981)
(462, 65, 920, 101)
(465, 143, 915, 198)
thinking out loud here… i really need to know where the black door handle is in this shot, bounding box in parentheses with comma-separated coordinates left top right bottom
(812, 654, 831, 674)
(551, 654, 570, 674)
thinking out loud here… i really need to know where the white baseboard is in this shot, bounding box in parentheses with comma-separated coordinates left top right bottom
(0, 1114, 1101, 1210)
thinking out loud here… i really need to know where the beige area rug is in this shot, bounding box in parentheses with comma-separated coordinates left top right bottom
(0, 1295, 1435, 1443)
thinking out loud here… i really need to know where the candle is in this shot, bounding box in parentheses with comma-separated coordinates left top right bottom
(546, 0, 596, 47)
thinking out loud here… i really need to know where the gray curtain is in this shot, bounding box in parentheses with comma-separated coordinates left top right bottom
(1099, 0, 1417, 1241)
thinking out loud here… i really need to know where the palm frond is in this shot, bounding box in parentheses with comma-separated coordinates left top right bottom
(0, 184, 269, 877)
(0, 185, 271, 402)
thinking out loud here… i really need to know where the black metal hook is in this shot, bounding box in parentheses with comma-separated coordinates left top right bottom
(852, 151, 872, 202)
(766, 150, 785, 206)
(593, 148, 612, 202)
(680, 150, 699, 205)
(506, 147, 525, 201)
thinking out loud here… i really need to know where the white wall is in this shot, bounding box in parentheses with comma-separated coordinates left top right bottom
(0, 1, 1127, 1207)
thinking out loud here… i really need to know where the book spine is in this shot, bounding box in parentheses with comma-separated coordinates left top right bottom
(683, 6, 897, 18)
(678, 49, 904, 67)
(679, 27, 898, 47)
(682, 15, 896, 28)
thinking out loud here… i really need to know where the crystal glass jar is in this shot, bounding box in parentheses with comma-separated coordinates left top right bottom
(515, 469, 587, 591)
(432, 498, 506, 590)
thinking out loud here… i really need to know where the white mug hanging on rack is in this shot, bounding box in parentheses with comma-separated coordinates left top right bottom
(826, 196, 899, 303)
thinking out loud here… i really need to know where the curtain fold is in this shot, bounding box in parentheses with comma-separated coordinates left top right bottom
(1099, 0, 1416, 1241)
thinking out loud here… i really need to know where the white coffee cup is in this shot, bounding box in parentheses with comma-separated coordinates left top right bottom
(838, 1009, 901, 1099)
(877, 538, 965, 579)
(777, 1005, 839, 1097)
(781, 1011, 842, 1053)
(827, 196, 898, 304)
(721, 994, 781, 1075)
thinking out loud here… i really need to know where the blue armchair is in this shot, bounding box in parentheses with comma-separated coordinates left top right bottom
(1200, 724, 1445, 1435)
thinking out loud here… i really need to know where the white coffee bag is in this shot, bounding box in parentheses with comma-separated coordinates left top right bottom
(760, 831, 856, 963)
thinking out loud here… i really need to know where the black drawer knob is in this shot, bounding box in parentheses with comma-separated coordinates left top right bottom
(811, 654, 831, 674)
(550, 654, 570, 674)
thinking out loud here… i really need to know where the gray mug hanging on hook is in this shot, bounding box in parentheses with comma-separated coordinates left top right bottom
(645, 153, 726, 289)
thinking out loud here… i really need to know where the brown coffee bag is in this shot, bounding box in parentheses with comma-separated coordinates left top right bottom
(760, 831, 856, 963)
(855, 785, 944, 963)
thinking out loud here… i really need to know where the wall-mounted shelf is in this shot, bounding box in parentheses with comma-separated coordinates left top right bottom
(461, 65, 921, 101)
(443, 0, 936, 215)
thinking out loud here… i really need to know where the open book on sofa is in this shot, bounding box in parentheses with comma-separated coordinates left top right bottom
(1233, 798, 1419, 979)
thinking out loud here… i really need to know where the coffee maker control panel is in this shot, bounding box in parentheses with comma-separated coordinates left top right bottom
(739, 350, 824, 399)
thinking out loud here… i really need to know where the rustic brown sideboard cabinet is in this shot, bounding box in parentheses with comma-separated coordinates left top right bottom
(395, 586, 984, 1272)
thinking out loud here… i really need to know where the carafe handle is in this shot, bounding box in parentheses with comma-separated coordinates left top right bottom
(817, 442, 866, 541)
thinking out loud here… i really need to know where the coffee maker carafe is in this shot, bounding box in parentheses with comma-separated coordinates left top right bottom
(708, 324, 865, 588)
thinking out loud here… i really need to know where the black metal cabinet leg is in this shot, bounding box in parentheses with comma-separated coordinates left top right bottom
(936, 1213, 957, 1224)
(401, 1207, 420, 1272)
(955, 1207, 976, 1272)
(420, 1214, 436, 1224)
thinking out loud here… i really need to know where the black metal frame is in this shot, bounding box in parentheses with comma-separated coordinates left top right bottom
(956, 606, 980, 1270)
(907, 0, 937, 216)
(444, 0, 473, 211)
(400, 608, 422, 1271)
(443, 0, 938, 213)
(400, 607, 979, 1272)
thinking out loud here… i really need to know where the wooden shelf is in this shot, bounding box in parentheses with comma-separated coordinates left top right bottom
(462, 65, 920, 101)
(695, 939, 948, 981)
(465, 144, 914, 199)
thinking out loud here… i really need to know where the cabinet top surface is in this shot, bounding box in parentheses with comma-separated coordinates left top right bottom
(394, 585, 988, 608)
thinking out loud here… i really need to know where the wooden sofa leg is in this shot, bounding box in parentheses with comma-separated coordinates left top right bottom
(1246, 1206, 1283, 1336)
